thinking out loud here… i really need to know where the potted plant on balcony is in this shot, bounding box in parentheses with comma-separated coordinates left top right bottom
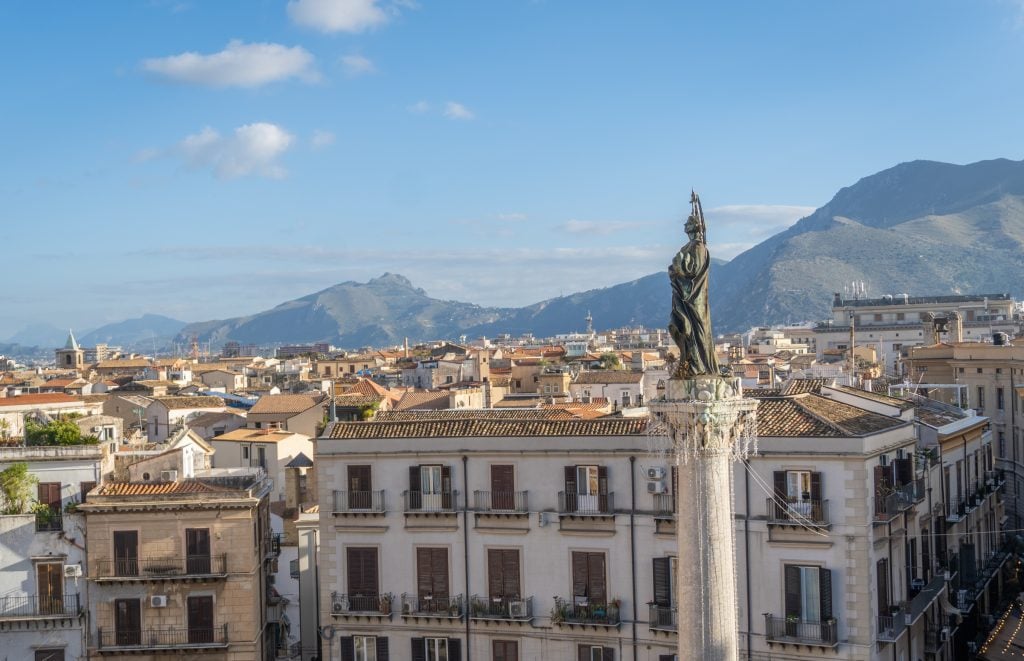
(785, 614, 800, 637)
(550, 597, 568, 624)
(379, 593, 393, 614)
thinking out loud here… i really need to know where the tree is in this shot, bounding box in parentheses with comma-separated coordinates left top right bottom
(599, 352, 622, 370)
(0, 462, 37, 514)
(0, 418, 10, 442)
(24, 419, 97, 446)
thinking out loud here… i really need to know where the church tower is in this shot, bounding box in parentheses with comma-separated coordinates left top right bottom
(55, 329, 85, 372)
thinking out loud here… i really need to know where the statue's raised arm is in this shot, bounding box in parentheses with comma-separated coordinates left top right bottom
(668, 191, 721, 378)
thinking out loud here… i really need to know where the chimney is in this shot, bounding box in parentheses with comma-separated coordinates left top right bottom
(948, 311, 963, 343)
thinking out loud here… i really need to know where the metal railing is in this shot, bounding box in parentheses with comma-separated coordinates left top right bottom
(558, 491, 614, 515)
(874, 480, 921, 521)
(652, 493, 674, 517)
(402, 490, 458, 513)
(400, 593, 464, 618)
(765, 498, 829, 526)
(877, 609, 907, 642)
(97, 624, 228, 649)
(0, 593, 80, 618)
(332, 490, 386, 513)
(469, 595, 533, 620)
(552, 597, 621, 626)
(648, 603, 677, 631)
(330, 592, 391, 615)
(472, 491, 529, 513)
(763, 614, 838, 646)
(35, 511, 62, 532)
(93, 553, 227, 578)
(266, 533, 281, 557)
(924, 625, 948, 652)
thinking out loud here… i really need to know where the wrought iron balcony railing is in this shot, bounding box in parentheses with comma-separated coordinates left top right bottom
(764, 614, 838, 647)
(652, 493, 674, 517)
(0, 593, 80, 619)
(93, 554, 227, 579)
(472, 490, 529, 513)
(35, 511, 62, 532)
(332, 490, 386, 513)
(402, 490, 458, 513)
(469, 595, 533, 620)
(648, 603, 677, 631)
(330, 592, 392, 615)
(558, 492, 614, 515)
(97, 624, 228, 649)
(400, 593, 464, 618)
(551, 597, 621, 626)
(765, 498, 829, 526)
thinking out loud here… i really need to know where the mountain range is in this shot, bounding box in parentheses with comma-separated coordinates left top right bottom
(8, 157, 1023, 353)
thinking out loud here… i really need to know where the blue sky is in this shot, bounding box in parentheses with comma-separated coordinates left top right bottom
(2, 0, 1024, 339)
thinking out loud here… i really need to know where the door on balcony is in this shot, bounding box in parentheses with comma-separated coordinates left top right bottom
(773, 470, 821, 519)
(490, 465, 514, 510)
(416, 548, 449, 611)
(487, 549, 521, 602)
(651, 556, 677, 627)
(186, 528, 211, 574)
(347, 547, 379, 611)
(571, 551, 606, 606)
(114, 598, 141, 646)
(113, 530, 139, 577)
(36, 562, 63, 615)
(37, 482, 61, 530)
(417, 465, 449, 511)
(348, 465, 372, 510)
(564, 465, 607, 513)
(784, 565, 832, 626)
(187, 595, 214, 644)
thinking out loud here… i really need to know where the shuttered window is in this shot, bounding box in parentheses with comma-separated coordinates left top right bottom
(492, 640, 518, 661)
(571, 551, 607, 604)
(487, 549, 521, 599)
(772, 471, 822, 502)
(577, 646, 614, 661)
(341, 637, 389, 661)
(347, 547, 379, 598)
(876, 558, 890, 614)
(37, 482, 61, 511)
(784, 565, 832, 622)
(652, 557, 672, 607)
(411, 638, 461, 661)
(416, 548, 449, 600)
(563, 466, 608, 513)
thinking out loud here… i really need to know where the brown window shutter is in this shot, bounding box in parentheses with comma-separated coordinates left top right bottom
(502, 549, 520, 597)
(430, 548, 449, 599)
(448, 638, 461, 661)
(597, 466, 609, 512)
(652, 557, 671, 607)
(409, 465, 420, 492)
(442, 465, 453, 509)
(876, 558, 889, 613)
(603, 647, 615, 661)
(416, 549, 433, 599)
(347, 548, 378, 597)
(784, 564, 801, 618)
(564, 466, 576, 493)
(894, 457, 913, 485)
(487, 549, 503, 598)
(589, 553, 606, 603)
(773, 471, 786, 498)
(819, 568, 832, 620)
(376, 638, 389, 661)
(339, 637, 354, 661)
(670, 466, 678, 512)
(578, 646, 590, 661)
(810, 472, 822, 502)
(411, 638, 425, 661)
(572, 551, 589, 597)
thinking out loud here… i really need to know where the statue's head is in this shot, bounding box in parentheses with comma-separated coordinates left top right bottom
(684, 213, 699, 239)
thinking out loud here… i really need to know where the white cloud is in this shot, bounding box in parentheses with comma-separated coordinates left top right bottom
(497, 212, 527, 222)
(340, 54, 376, 77)
(311, 130, 336, 149)
(287, 0, 390, 33)
(443, 101, 475, 120)
(177, 123, 295, 179)
(407, 100, 430, 114)
(562, 219, 648, 235)
(142, 40, 317, 88)
(702, 204, 815, 259)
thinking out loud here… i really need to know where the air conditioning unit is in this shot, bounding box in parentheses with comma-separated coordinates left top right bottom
(509, 600, 527, 618)
(646, 466, 666, 480)
(940, 626, 950, 642)
(647, 481, 668, 494)
(150, 595, 168, 608)
(160, 470, 178, 482)
(63, 564, 83, 578)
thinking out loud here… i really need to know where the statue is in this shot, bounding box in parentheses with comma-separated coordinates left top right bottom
(669, 191, 721, 379)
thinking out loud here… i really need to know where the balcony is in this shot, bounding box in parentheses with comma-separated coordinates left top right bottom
(765, 498, 830, 528)
(35, 511, 62, 532)
(648, 603, 677, 632)
(469, 595, 534, 622)
(651, 493, 674, 518)
(402, 490, 458, 514)
(877, 608, 907, 642)
(946, 498, 968, 522)
(331, 490, 386, 515)
(92, 554, 227, 582)
(924, 625, 950, 653)
(473, 491, 529, 514)
(764, 614, 838, 647)
(0, 593, 81, 620)
(874, 479, 922, 523)
(96, 624, 228, 652)
(265, 533, 281, 557)
(558, 492, 614, 516)
(329, 592, 392, 618)
(400, 594, 464, 620)
(551, 597, 621, 628)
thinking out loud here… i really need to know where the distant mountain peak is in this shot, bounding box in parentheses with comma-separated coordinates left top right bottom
(368, 273, 415, 288)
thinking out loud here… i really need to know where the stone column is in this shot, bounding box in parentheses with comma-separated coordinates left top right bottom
(649, 376, 757, 661)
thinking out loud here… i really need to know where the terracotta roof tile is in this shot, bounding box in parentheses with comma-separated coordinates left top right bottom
(94, 481, 228, 496)
(326, 417, 647, 439)
(394, 390, 449, 411)
(574, 371, 644, 385)
(751, 392, 906, 437)
(829, 385, 914, 410)
(0, 393, 83, 407)
(377, 409, 573, 422)
(154, 396, 225, 410)
(781, 378, 827, 395)
(250, 394, 322, 415)
(96, 359, 151, 369)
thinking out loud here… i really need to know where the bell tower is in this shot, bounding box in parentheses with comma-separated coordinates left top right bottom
(55, 329, 85, 372)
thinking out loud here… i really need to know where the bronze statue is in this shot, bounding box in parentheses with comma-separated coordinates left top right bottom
(669, 191, 721, 378)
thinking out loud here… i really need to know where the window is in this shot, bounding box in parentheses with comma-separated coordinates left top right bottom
(997, 387, 1005, 410)
(417, 547, 450, 608)
(651, 556, 677, 627)
(977, 386, 985, 410)
(563, 465, 608, 514)
(772, 471, 822, 519)
(35, 650, 65, 661)
(621, 391, 631, 407)
(571, 551, 607, 604)
(492, 640, 518, 661)
(36, 562, 64, 614)
(578, 646, 614, 660)
(114, 598, 142, 646)
(347, 547, 379, 609)
(784, 565, 832, 623)
(410, 637, 461, 661)
(487, 549, 521, 599)
(355, 636, 378, 661)
(242, 446, 249, 460)
(876, 558, 890, 615)
(977, 368, 983, 374)
(348, 465, 373, 509)
(187, 595, 214, 644)
(113, 530, 139, 576)
(490, 465, 515, 510)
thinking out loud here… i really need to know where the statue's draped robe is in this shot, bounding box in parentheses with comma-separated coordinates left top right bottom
(668, 239, 719, 377)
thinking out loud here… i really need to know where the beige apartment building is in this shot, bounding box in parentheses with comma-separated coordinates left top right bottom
(79, 466, 278, 660)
